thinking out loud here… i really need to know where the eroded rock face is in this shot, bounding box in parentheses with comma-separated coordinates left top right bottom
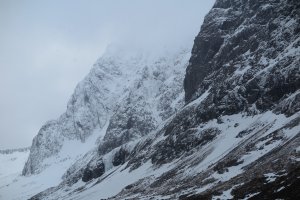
(112, 148, 130, 166)
(82, 158, 105, 182)
(184, 0, 300, 115)
(151, 128, 220, 165)
(97, 50, 190, 156)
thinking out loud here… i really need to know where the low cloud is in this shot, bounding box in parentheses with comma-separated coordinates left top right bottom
(0, 0, 215, 149)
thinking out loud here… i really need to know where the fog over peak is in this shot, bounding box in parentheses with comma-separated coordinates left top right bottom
(0, 0, 214, 149)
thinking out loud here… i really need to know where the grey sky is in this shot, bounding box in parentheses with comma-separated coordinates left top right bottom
(0, 0, 215, 149)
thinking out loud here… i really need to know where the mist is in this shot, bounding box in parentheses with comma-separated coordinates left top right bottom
(0, 0, 215, 149)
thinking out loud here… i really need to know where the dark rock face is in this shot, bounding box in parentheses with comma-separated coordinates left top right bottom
(183, 166, 300, 200)
(151, 127, 220, 165)
(112, 148, 130, 166)
(82, 158, 105, 182)
(231, 166, 300, 200)
(184, 0, 300, 117)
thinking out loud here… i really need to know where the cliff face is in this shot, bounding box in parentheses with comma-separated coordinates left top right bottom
(22, 48, 127, 175)
(22, 46, 190, 177)
(16, 0, 300, 199)
(184, 0, 300, 114)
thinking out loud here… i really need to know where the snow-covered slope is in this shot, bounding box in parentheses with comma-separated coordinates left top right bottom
(0, 148, 30, 199)
(2, 0, 299, 199)
(0, 45, 191, 199)
(36, 111, 299, 200)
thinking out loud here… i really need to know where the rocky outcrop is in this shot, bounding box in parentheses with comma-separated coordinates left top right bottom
(112, 148, 130, 166)
(184, 0, 300, 113)
(0, 147, 30, 154)
(82, 158, 105, 182)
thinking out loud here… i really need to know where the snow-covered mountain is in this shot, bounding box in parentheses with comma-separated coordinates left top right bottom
(0, 45, 191, 199)
(1, 0, 299, 199)
(22, 45, 190, 176)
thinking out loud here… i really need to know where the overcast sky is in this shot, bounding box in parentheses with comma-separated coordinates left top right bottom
(0, 0, 215, 149)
